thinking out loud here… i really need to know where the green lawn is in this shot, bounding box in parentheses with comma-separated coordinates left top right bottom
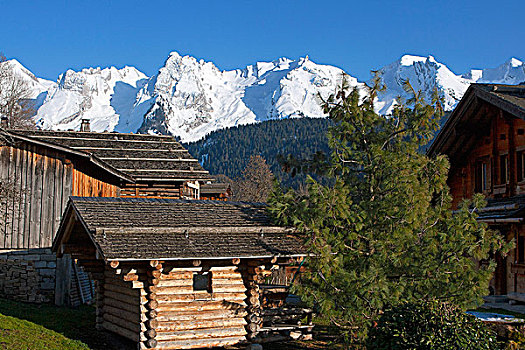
(0, 313, 89, 350)
(0, 298, 133, 350)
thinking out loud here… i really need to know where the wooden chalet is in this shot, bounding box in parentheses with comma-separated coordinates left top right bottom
(0, 124, 216, 305)
(200, 182, 232, 201)
(11, 128, 214, 198)
(428, 83, 525, 295)
(53, 197, 312, 349)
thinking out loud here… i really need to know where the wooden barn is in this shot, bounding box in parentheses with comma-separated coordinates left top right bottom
(0, 124, 218, 305)
(428, 83, 525, 295)
(53, 197, 312, 349)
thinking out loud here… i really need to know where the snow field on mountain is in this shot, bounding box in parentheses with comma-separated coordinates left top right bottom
(4, 53, 524, 142)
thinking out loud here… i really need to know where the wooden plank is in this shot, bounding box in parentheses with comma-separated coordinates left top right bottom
(29, 148, 43, 248)
(155, 285, 246, 296)
(153, 335, 246, 349)
(52, 153, 63, 243)
(156, 300, 246, 312)
(62, 161, 73, 221)
(42, 153, 55, 246)
(22, 144, 33, 249)
(104, 296, 143, 315)
(156, 292, 246, 303)
(10, 146, 21, 247)
(102, 312, 141, 332)
(156, 318, 247, 332)
(0, 146, 9, 248)
(4, 146, 15, 248)
(156, 309, 248, 323)
(162, 266, 238, 274)
(155, 327, 246, 341)
(104, 281, 145, 297)
(103, 304, 146, 323)
(18, 145, 29, 248)
(104, 290, 144, 306)
(157, 279, 193, 288)
(102, 321, 145, 342)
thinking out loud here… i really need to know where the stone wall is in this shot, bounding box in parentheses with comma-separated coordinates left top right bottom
(0, 248, 56, 303)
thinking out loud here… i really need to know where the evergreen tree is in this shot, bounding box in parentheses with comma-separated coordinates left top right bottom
(268, 78, 511, 345)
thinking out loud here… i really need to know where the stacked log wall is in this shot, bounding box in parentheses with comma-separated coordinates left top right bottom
(152, 265, 248, 349)
(120, 183, 183, 199)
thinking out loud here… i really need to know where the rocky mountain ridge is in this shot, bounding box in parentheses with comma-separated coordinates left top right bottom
(4, 53, 524, 142)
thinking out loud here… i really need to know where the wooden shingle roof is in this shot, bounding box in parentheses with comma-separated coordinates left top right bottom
(200, 183, 231, 195)
(0, 128, 134, 183)
(9, 129, 212, 182)
(53, 197, 307, 261)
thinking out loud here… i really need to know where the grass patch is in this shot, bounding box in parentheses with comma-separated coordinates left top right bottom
(0, 313, 88, 350)
(0, 298, 133, 350)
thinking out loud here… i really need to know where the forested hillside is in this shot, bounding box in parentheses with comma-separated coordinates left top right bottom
(185, 118, 332, 187)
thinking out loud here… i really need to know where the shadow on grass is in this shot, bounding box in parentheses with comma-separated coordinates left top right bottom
(0, 298, 134, 350)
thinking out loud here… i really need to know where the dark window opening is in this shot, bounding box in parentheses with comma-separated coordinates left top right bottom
(193, 272, 212, 292)
(500, 155, 509, 185)
(518, 129, 525, 136)
(475, 160, 489, 193)
(518, 152, 525, 182)
(500, 134, 507, 140)
(519, 236, 525, 264)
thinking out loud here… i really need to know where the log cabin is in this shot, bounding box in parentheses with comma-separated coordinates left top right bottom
(200, 182, 232, 201)
(428, 83, 525, 295)
(0, 123, 218, 305)
(53, 197, 312, 349)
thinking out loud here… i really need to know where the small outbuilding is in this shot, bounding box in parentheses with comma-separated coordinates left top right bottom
(53, 197, 312, 349)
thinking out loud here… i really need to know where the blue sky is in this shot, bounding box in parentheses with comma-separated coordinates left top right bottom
(1, 0, 523, 81)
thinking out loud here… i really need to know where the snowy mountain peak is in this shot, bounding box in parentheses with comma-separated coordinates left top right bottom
(35, 65, 148, 132)
(1, 59, 56, 99)
(4, 52, 524, 142)
(399, 54, 436, 66)
(509, 58, 523, 68)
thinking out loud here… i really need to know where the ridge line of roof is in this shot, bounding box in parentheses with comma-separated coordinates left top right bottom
(69, 196, 268, 206)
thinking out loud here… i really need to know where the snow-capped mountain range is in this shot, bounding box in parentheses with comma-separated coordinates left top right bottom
(3, 52, 525, 142)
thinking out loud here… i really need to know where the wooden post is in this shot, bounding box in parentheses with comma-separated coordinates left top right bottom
(95, 279, 105, 331)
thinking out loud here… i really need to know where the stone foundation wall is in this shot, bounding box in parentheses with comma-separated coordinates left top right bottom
(0, 248, 57, 303)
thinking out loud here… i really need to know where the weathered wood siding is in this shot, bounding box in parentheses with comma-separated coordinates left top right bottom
(448, 106, 525, 207)
(120, 183, 183, 199)
(0, 143, 119, 249)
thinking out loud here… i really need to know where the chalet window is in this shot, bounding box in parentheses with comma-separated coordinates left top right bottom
(475, 160, 489, 193)
(518, 151, 525, 182)
(519, 236, 525, 264)
(193, 272, 212, 292)
(500, 155, 509, 185)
